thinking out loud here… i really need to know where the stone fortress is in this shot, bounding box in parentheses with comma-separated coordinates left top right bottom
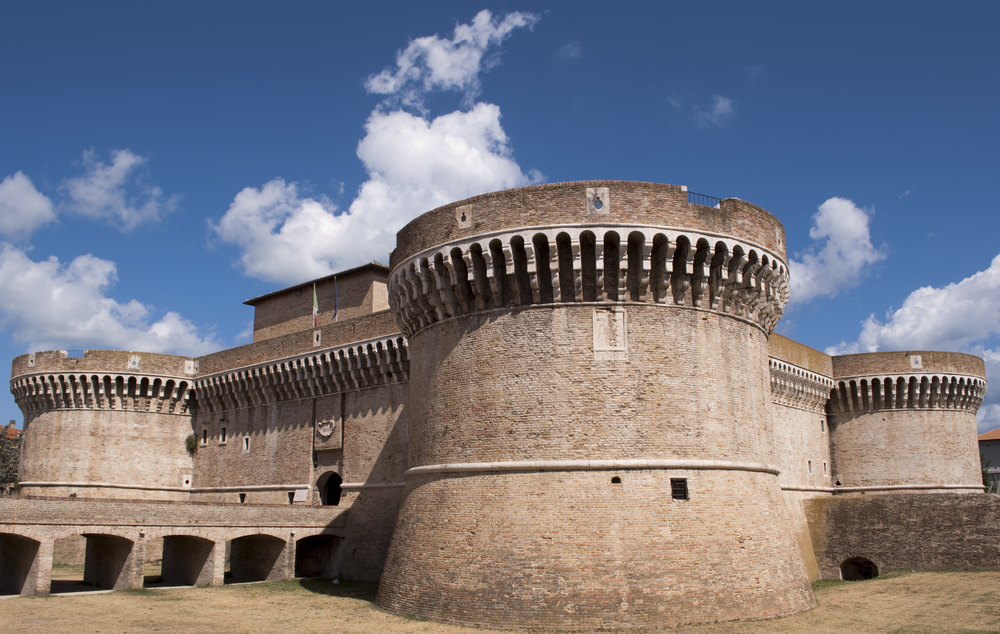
(2, 181, 997, 629)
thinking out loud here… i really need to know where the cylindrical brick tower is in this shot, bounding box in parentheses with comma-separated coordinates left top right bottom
(10, 350, 197, 501)
(829, 351, 986, 493)
(377, 181, 814, 629)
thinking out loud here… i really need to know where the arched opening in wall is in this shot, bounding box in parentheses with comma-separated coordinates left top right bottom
(650, 234, 669, 303)
(0, 533, 40, 595)
(626, 232, 645, 301)
(450, 247, 474, 307)
(532, 234, 554, 304)
(709, 241, 728, 308)
(602, 231, 621, 301)
(691, 239, 710, 306)
(227, 534, 287, 584)
(468, 243, 494, 308)
(510, 235, 534, 306)
(59, 533, 137, 592)
(157, 535, 215, 587)
(579, 231, 598, 301)
(318, 472, 342, 506)
(489, 239, 510, 307)
(295, 534, 342, 578)
(556, 232, 576, 302)
(671, 236, 691, 304)
(841, 557, 878, 581)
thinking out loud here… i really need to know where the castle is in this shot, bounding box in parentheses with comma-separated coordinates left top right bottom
(2, 181, 997, 629)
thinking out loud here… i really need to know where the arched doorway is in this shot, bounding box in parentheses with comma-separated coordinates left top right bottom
(841, 557, 878, 580)
(318, 471, 342, 506)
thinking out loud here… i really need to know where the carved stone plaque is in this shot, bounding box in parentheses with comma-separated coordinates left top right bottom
(314, 417, 342, 450)
(594, 307, 627, 361)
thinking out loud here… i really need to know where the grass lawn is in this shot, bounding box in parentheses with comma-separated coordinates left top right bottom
(3, 570, 998, 633)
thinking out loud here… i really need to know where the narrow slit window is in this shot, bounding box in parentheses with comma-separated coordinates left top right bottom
(821, 418, 826, 433)
(239, 493, 246, 503)
(243, 437, 250, 452)
(201, 429, 207, 445)
(670, 478, 688, 501)
(220, 427, 227, 443)
(824, 462, 828, 475)
(808, 460, 813, 474)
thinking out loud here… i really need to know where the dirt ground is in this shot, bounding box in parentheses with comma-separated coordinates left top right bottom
(3, 570, 999, 634)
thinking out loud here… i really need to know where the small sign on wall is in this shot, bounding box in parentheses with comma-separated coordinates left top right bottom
(292, 488, 308, 502)
(594, 307, 628, 361)
(910, 354, 923, 370)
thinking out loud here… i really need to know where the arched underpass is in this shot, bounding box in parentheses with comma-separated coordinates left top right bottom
(295, 534, 341, 578)
(157, 535, 217, 587)
(82, 534, 139, 590)
(0, 533, 40, 595)
(227, 534, 289, 583)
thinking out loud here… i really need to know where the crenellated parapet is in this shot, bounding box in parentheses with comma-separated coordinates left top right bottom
(388, 224, 789, 337)
(194, 334, 409, 412)
(770, 357, 835, 413)
(12, 372, 193, 415)
(829, 373, 986, 414)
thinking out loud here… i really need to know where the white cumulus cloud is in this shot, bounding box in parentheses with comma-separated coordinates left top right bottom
(62, 149, 178, 231)
(0, 171, 56, 241)
(365, 9, 539, 107)
(555, 41, 583, 60)
(214, 104, 541, 285)
(0, 243, 218, 356)
(214, 11, 543, 286)
(789, 197, 886, 304)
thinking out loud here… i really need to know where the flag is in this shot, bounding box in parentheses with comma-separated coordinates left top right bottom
(312, 283, 319, 328)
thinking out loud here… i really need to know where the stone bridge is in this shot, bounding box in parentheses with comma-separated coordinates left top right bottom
(0, 497, 346, 596)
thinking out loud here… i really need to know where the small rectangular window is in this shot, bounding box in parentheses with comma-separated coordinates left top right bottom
(220, 427, 227, 443)
(808, 460, 813, 474)
(243, 437, 250, 453)
(670, 478, 688, 501)
(824, 462, 828, 475)
(201, 429, 207, 445)
(821, 418, 826, 433)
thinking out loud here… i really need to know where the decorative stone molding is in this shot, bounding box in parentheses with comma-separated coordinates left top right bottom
(388, 224, 789, 338)
(194, 334, 409, 413)
(769, 357, 835, 413)
(829, 373, 986, 414)
(405, 458, 782, 477)
(10, 372, 193, 415)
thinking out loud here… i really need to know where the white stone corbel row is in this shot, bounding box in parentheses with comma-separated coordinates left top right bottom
(10, 372, 193, 415)
(769, 358, 836, 413)
(829, 373, 987, 414)
(388, 223, 790, 338)
(194, 334, 409, 413)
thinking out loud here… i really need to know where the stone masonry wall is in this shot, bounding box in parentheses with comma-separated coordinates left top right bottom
(390, 181, 786, 268)
(805, 493, 1000, 578)
(249, 266, 389, 342)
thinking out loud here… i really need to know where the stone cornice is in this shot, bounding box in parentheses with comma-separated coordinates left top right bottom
(829, 373, 986, 414)
(193, 334, 409, 412)
(388, 224, 789, 338)
(769, 357, 835, 413)
(10, 371, 193, 415)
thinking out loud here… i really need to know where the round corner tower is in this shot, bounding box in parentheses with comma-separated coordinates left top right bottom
(376, 181, 814, 629)
(10, 349, 197, 501)
(828, 351, 987, 493)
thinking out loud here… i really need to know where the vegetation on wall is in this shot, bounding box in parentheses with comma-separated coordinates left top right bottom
(982, 456, 998, 494)
(185, 433, 198, 456)
(0, 421, 22, 494)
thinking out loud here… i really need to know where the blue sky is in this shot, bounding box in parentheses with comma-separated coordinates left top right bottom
(2, 2, 999, 430)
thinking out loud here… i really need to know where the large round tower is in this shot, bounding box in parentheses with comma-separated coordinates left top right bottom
(10, 350, 196, 501)
(376, 181, 814, 629)
(828, 351, 986, 493)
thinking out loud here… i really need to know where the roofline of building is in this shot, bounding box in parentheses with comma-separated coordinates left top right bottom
(243, 261, 389, 306)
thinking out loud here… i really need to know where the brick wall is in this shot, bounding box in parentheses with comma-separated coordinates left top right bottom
(247, 264, 389, 342)
(805, 493, 1000, 578)
(390, 181, 786, 268)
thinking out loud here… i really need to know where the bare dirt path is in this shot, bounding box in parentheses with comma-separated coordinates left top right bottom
(3, 571, 999, 634)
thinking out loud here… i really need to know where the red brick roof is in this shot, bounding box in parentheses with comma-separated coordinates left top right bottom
(979, 428, 1000, 441)
(4, 426, 18, 439)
